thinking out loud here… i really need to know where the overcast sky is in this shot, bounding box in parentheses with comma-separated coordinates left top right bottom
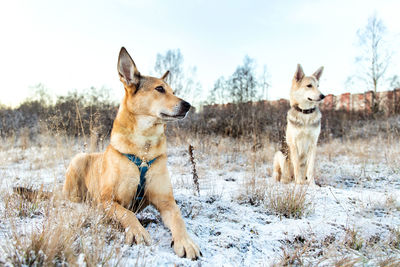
(0, 0, 399, 106)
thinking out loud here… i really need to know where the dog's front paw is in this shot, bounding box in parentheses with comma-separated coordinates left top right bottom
(172, 235, 201, 260)
(125, 225, 151, 245)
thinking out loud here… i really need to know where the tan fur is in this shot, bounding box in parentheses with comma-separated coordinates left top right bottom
(273, 64, 325, 185)
(63, 47, 200, 259)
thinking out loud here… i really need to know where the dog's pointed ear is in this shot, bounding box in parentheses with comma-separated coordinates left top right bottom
(294, 64, 305, 83)
(118, 47, 141, 87)
(313, 66, 324, 81)
(161, 70, 170, 81)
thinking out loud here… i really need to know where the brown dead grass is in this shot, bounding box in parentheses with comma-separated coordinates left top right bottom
(1, 189, 127, 266)
(265, 183, 314, 219)
(1, 111, 399, 266)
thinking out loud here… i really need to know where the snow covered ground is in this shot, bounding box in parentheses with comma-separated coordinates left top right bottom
(0, 136, 399, 266)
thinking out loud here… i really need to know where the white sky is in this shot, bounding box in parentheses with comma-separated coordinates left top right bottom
(0, 0, 399, 106)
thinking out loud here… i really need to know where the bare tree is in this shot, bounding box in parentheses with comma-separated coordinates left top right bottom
(230, 56, 257, 103)
(154, 49, 184, 95)
(356, 14, 392, 93)
(187, 66, 203, 104)
(259, 65, 270, 100)
(389, 75, 400, 89)
(207, 57, 271, 104)
(154, 49, 201, 104)
(208, 76, 227, 104)
(29, 83, 52, 106)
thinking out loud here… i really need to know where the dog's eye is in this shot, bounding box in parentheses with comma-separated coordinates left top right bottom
(307, 84, 312, 88)
(155, 86, 165, 93)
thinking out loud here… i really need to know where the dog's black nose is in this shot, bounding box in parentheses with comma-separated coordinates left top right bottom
(320, 94, 325, 100)
(180, 100, 191, 113)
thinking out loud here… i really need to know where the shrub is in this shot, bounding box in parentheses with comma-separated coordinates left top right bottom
(264, 184, 313, 219)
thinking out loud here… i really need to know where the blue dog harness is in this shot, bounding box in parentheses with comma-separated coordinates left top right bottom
(123, 153, 158, 208)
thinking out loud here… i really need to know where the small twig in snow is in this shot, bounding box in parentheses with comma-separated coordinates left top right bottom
(188, 144, 200, 196)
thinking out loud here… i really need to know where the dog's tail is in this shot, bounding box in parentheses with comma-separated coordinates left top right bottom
(13, 186, 52, 201)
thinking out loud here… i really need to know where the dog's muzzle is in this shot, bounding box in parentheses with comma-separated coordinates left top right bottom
(308, 94, 325, 102)
(160, 100, 191, 120)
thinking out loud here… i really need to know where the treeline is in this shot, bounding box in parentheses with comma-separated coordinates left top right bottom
(1, 86, 399, 145)
(0, 87, 117, 140)
(175, 101, 400, 144)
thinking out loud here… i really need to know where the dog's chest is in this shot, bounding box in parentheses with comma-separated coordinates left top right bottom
(128, 133, 159, 148)
(290, 122, 320, 139)
(287, 110, 321, 154)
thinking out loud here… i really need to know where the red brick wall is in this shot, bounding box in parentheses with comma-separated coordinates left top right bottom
(319, 88, 400, 114)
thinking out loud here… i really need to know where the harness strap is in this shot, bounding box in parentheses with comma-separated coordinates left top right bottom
(123, 153, 158, 207)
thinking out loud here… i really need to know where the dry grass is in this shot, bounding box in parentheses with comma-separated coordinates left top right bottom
(237, 177, 268, 206)
(265, 184, 314, 219)
(1, 190, 128, 266)
(272, 227, 400, 267)
(318, 134, 400, 167)
(388, 227, 400, 249)
(1, 106, 400, 265)
(330, 256, 362, 267)
(376, 256, 400, 267)
(236, 181, 314, 220)
(343, 226, 364, 251)
(274, 243, 311, 266)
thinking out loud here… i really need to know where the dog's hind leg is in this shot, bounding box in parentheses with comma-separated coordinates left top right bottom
(101, 196, 151, 246)
(63, 153, 89, 202)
